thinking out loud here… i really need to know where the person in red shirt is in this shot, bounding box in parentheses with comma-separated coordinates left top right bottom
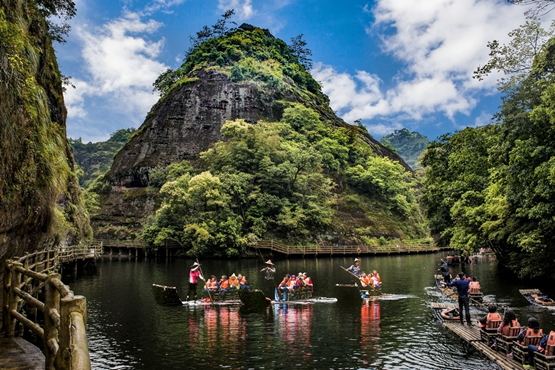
(187, 262, 204, 301)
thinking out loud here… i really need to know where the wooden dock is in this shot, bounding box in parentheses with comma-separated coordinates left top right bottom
(443, 322, 525, 370)
(0, 337, 44, 370)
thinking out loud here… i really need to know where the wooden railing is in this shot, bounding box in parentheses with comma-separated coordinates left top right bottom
(3, 256, 91, 370)
(254, 240, 446, 255)
(58, 243, 103, 264)
(93, 239, 148, 249)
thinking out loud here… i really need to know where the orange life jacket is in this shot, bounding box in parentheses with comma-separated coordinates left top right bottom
(229, 279, 239, 288)
(540, 331, 555, 353)
(487, 312, 502, 323)
(501, 319, 520, 336)
(239, 277, 246, 285)
(469, 281, 481, 292)
(374, 273, 381, 283)
(520, 327, 543, 344)
(219, 280, 229, 289)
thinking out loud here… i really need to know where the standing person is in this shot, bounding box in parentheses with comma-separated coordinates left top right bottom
(347, 258, 362, 277)
(261, 260, 276, 280)
(261, 259, 276, 296)
(439, 259, 451, 283)
(187, 262, 204, 302)
(446, 272, 471, 326)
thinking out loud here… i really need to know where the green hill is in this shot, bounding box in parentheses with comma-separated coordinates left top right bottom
(91, 21, 429, 256)
(380, 129, 429, 169)
(70, 128, 136, 188)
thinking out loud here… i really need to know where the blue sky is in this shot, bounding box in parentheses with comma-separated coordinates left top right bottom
(58, 0, 552, 142)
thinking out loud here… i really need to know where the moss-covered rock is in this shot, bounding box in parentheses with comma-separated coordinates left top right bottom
(0, 1, 90, 264)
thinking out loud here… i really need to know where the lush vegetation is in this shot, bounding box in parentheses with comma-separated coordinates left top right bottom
(380, 128, 429, 169)
(144, 104, 425, 257)
(0, 0, 89, 263)
(70, 128, 136, 188)
(422, 21, 555, 278)
(153, 19, 326, 107)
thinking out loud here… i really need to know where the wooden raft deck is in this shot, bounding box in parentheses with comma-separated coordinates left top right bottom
(443, 322, 525, 370)
(0, 337, 44, 370)
(519, 289, 542, 295)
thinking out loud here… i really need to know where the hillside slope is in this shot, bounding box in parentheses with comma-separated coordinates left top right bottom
(0, 1, 90, 264)
(93, 24, 428, 254)
(380, 129, 429, 169)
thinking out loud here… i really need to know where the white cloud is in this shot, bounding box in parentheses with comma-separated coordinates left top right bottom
(218, 0, 255, 20)
(314, 0, 555, 128)
(65, 12, 168, 123)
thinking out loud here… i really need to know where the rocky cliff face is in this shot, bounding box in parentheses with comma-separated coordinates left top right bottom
(106, 70, 286, 187)
(0, 1, 90, 264)
(106, 25, 409, 188)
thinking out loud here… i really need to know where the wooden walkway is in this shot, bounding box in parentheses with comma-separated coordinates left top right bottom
(0, 337, 44, 370)
(253, 239, 451, 256)
(443, 322, 525, 370)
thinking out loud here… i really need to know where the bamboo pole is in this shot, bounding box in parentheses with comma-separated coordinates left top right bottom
(57, 295, 90, 370)
(12, 287, 45, 311)
(6, 262, 22, 336)
(10, 310, 44, 337)
(45, 274, 61, 370)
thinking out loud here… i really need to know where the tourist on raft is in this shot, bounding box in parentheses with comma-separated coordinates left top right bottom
(186, 262, 204, 302)
(438, 259, 450, 283)
(237, 274, 250, 291)
(469, 277, 480, 293)
(218, 275, 230, 300)
(202, 275, 218, 300)
(228, 274, 240, 291)
(303, 272, 313, 292)
(441, 307, 460, 321)
(276, 274, 291, 302)
(446, 272, 472, 326)
(479, 305, 501, 329)
(347, 258, 362, 277)
(517, 317, 543, 346)
(497, 309, 520, 336)
(526, 329, 555, 369)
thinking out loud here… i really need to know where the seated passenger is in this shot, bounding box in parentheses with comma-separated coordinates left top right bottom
(218, 275, 229, 299)
(517, 317, 543, 345)
(479, 305, 502, 329)
(441, 307, 460, 321)
(469, 277, 481, 293)
(237, 274, 249, 291)
(359, 272, 370, 287)
(370, 274, 380, 289)
(228, 274, 240, 291)
(202, 275, 218, 300)
(372, 270, 381, 285)
(277, 275, 291, 301)
(303, 273, 313, 292)
(497, 309, 520, 336)
(526, 330, 555, 369)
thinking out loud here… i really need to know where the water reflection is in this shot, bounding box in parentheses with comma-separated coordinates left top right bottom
(64, 254, 555, 370)
(361, 300, 380, 366)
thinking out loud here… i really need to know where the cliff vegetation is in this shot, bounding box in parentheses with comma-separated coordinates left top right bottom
(380, 129, 429, 169)
(0, 0, 90, 264)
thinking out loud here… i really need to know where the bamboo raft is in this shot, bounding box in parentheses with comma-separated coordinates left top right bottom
(152, 284, 242, 306)
(434, 275, 492, 307)
(443, 322, 526, 370)
(431, 302, 460, 321)
(519, 289, 555, 307)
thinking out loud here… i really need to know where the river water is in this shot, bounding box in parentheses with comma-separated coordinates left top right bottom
(64, 253, 555, 369)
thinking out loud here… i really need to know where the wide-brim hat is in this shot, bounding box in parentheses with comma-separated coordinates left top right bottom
(354, 258, 360, 262)
(231, 273, 237, 279)
(265, 259, 274, 265)
(191, 262, 200, 268)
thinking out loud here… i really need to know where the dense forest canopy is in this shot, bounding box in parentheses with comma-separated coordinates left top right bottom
(380, 129, 429, 169)
(143, 104, 425, 257)
(422, 19, 555, 278)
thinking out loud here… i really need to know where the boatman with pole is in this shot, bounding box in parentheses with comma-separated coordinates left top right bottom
(186, 262, 204, 302)
(446, 272, 472, 326)
(346, 258, 362, 277)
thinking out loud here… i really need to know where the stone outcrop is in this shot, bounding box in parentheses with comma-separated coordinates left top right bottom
(106, 70, 410, 187)
(106, 70, 286, 187)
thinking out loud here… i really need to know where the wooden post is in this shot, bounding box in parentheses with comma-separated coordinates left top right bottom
(6, 261, 22, 337)
(109, 247, 112, 257)
(135, 248, 138, 258)
(166, 247, 169, 259)
(44, 274, 61, 370)
(57, 295, 90, 370)
(118, 247, 121, 256)
(2, 260, 12, 332)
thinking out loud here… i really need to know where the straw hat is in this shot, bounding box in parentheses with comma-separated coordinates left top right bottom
(231, 273, 237, 279)
(265, 259, 274, 265)
(354, 258, 360, 262)
(191, 262, 200, 268)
